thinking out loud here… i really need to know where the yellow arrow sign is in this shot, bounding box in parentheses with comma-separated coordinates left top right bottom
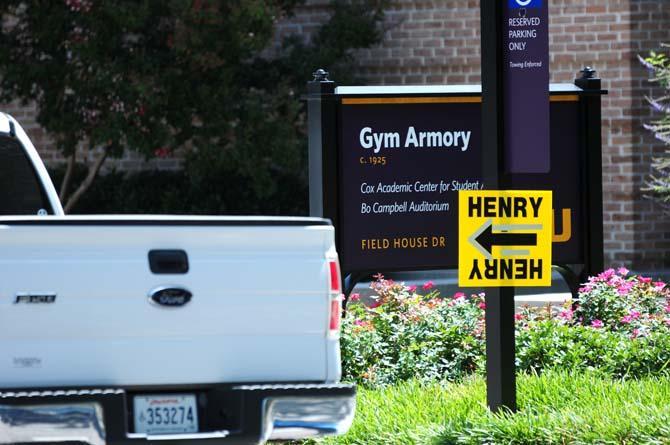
(458, 190, 552, 287)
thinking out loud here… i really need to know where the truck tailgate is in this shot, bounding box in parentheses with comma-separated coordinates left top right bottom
(0, 216, 338, 389)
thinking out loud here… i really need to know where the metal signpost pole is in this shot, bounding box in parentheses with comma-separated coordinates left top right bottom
(480, 0, 517, 413)
(479, 0, 551, 413)
(307, 69, 338, 223)
(575, 68, 605, 282)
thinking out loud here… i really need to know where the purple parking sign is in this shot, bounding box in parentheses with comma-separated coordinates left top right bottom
(504, 0, 550, 173)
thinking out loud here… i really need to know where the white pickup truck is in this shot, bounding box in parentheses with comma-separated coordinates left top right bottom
(0, 113, 355, 444)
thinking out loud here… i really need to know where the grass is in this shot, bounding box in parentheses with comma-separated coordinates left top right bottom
(307, 371, 670, 444)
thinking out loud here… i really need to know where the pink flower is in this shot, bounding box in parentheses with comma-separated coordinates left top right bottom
(354, 319, 372, 330)
(665, 305, 670, 313)
(154, 147, 171, 158)
(422, 281, 434, 291)
(514, 313, 524, 321)
(621, 315, 632, 324)
(654, 281, 667, 291)
(453, 292, 466, 300)
(665, 319, 670, 327)
(609, 275, 623, 286)
(617, 267, 630, 276)
(478, 302, 486, 310)
(629, 310, 641, 319)
(349, 293, 360, 302)
(407, 285, 417, 293)
(598, 269, 616, 281)
(591, 319, 604, 328)
(617, 281, 634, 295)
(639, 276, 652, 284)
(559, 308, 574, 321)
(65, 0, 92, 12)
(631, 328, 640, 339)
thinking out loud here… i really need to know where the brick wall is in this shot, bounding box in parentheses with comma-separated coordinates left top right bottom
(3, 0, 669, 269)
(277, 0, 670, 269)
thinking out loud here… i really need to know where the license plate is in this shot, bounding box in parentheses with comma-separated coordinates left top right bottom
(133, 394, 198, 435)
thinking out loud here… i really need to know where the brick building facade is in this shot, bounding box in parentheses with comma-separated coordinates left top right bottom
(277, 0, 670, 270)
(5, 0, 670, 269)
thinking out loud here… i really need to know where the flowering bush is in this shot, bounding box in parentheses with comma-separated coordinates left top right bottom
(341, 275, 486, 386)
(342, 270, 670, 387)
(574, 267, 670, 333)
(517, 268, 670, 376)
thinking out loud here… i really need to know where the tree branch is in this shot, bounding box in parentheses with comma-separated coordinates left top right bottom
(59, 152, 76, 202)
(62, 146, 108, 214)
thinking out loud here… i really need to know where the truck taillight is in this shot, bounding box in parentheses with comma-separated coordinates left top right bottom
(329, 297, 342, 332)
(329, 260, 341, 293)
(328, 259, 342, 334)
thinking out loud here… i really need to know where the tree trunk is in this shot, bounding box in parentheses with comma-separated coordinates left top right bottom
(62, 147, 108, 214)
(59, 153, 76, 202)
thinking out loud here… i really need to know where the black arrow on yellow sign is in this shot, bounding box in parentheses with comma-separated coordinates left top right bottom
(469, 219, 538, 259)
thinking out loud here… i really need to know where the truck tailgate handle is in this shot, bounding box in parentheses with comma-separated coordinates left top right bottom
(148, 250, 189, 274)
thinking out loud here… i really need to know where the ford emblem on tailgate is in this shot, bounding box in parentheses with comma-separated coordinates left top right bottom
(149, 287, 192, 307)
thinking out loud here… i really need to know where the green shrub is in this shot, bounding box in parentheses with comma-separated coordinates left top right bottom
(517, 268, 670, 377)
(49, 167, 308, 215)
(515, 320, 670, 378)
(342, 270, 670, 387)
(1, 1, 386, 213)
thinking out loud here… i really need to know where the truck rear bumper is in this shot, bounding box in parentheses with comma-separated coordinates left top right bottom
(0, 383, 356, 445)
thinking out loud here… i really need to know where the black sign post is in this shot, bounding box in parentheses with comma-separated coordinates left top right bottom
(480, 0, 551, 412)
(480, 0, 516, 413)
(575, 68, 605, 294)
